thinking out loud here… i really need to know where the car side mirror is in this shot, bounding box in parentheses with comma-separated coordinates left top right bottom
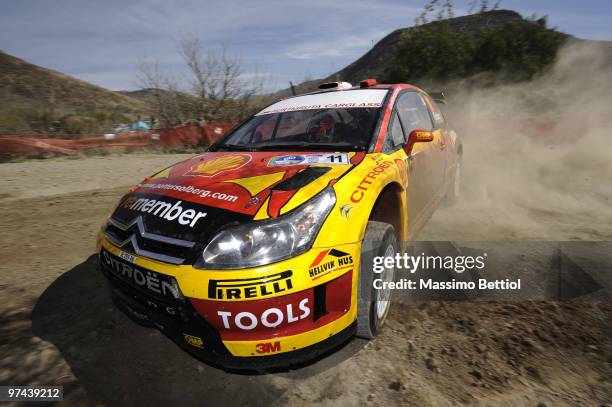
(404, 129, 434, 154)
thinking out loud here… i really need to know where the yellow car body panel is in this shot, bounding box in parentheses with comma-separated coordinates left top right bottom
(96, 84, 460, 367)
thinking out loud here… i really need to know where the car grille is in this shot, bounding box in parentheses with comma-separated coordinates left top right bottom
(104, 216, 196, 265)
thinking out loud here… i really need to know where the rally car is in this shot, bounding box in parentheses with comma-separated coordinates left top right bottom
(96, 79, 462, 368)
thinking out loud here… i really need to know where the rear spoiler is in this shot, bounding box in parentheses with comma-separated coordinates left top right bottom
(429, 91, 446, 105)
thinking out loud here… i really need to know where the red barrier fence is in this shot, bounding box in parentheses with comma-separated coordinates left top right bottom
(155, 123, 235, 147)
(0, 123, 235, 157)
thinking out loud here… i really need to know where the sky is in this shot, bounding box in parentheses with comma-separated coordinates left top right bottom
(1, 0, 611, 92)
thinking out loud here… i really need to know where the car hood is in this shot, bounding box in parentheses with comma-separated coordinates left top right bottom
(127, 151, 365, 219)
(105, 151, 365, 260)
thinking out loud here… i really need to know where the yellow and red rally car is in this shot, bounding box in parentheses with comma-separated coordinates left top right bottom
(97, 79, 462, 368)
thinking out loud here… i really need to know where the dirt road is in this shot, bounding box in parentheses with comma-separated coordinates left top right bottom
(1, 153, 610, 406)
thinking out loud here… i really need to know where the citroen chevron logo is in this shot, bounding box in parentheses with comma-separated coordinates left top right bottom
(104, 216, 196, 265)
(108, 216, 195, 248)
(339, 204, 355, 219)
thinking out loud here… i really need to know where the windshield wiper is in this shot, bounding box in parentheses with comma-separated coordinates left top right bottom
(310, 142, 365, 151)
(255, 142, 364, 151)
(254, 141, 308, 150)
(215, 141, 365, 152)
(215, 143, 256, 152)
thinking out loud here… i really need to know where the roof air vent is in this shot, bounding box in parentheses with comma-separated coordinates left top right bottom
(318, 81, 353, 90)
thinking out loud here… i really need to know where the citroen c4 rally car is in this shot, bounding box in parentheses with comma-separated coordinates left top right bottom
(97, 79, 462, 368)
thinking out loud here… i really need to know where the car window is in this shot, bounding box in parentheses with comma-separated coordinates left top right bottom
(252, 115, 277, 143)
(423, 95, 446, 128)
(396, 92, 433, 133)
(388, 111, 405, 148)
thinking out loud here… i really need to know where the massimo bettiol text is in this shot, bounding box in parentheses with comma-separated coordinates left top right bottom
(372, 252, 522, 291)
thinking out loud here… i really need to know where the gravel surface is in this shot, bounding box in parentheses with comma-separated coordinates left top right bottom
(0, 153, 610, 406)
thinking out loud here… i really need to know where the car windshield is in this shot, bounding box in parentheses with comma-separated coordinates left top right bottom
(216, 108, 381, 152)
(214, 89, 389, 152)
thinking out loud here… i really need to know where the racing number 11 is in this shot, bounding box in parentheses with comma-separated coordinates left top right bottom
(328, 154, 345, 164)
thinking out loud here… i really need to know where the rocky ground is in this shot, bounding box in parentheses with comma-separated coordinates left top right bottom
(0, 153, 610, 406)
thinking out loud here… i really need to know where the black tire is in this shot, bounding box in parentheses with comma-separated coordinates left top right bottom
(443, 154, 462, 206)
(356, 221, 397, 339)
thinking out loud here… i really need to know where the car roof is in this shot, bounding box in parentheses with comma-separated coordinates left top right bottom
(285, 83, 424, 100)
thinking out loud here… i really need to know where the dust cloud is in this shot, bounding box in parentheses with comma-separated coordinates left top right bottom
(423, 40, 612, 240)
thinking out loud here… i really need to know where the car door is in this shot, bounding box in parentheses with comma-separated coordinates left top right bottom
(394, 91, 442, 228)
(422, 94, 450, 194)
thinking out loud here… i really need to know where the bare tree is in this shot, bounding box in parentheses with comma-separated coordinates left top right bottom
(137, 35, 265, 126)
(415, 0, 456, 26)
(137, 59, 188, 127)
(416, 0, 502, 26)
(179, 35, 264, 121)
(415, 0, 438, 26)
(444, 0, 455, 18)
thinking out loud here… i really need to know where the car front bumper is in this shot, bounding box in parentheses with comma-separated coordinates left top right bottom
(98, 236, 359, 369)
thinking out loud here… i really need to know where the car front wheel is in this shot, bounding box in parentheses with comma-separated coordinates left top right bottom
(356, 221, 397, 339)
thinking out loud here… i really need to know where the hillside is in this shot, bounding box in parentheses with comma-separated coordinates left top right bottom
(0, 51, 148, 134)
(3, 9, 609, 134)
(118, 88, 178, 105)
(335, 10, 528, 83)
(273, 10, 568, 97)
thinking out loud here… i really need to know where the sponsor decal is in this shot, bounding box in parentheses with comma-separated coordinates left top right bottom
(124, 197, 207, 228)
(118, 250, 136, 263)
(183, 334, 204, 348)
(245, 196, 261, 208)
(255, 341, 281, 354)
(101, 249, 180, 300)
(139, 183, 238, 203)
(350, 158, 393, 203)
(189, 279, 351, 340)
(255, 89, 388, 116)
(322, 102, 381, 108)
(216, 298, 310, 330)
(258, 102, 383, 115)
(308, 249, 354, 279)
(122, 196, 137, 208)
(268, 153, 349, 167)
(191, 155, 250, 176)
(258, 103, 384, 115)
(151, 167, 171, 180)
(270, 155, 305, 166)
(339, 203, 355, 219)
(225, 172, 285, 196)
(208, 271, 293, 300)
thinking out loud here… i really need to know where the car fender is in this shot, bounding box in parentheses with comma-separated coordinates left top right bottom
(313, 150, 407, 248)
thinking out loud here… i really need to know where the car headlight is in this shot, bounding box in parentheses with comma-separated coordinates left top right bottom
(195, 187, 336, 269)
